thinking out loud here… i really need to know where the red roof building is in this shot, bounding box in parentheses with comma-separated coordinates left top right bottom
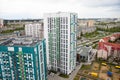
(97, 33, 120, 59)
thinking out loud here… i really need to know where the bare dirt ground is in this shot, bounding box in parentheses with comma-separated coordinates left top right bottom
(91, 62, 99, 71)
(78, 62, 120, 80)
(111, 66, 119, 73)
(101, 65, 109, 73)
(99, 72, 111, 80)
(113, 73, 120, 80)
(99, 65, 120, 80)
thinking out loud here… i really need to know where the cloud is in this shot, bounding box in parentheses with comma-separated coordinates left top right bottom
(0, 0, 120, 19)
(107, 6, 120, 12)
(78, 0, 120, 7)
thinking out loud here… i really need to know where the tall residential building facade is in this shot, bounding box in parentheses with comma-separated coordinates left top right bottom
(0, 37, 47, 80)
(25, 23, 44, 40)
(44, 12, 77, 75)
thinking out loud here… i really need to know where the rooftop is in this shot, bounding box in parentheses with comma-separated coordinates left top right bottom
(0, 36, 41, 47)
(0, 33, 17, 44)
(78, 46, 92, 56)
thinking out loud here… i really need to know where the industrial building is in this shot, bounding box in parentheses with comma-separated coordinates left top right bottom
(0, 37, 47, 80)
(44, 12, 77, 75)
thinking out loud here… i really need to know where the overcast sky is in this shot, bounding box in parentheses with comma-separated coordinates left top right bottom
(0, 0, 120, 19)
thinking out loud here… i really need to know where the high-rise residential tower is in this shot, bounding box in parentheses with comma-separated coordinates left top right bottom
(0, 37, 47, 80)
(44, 12, 77, 75)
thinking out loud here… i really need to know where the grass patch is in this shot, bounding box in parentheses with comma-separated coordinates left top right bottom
(1, 27, 24, 34)
(82, 30, 99, 38)
(84, 71, 89, 74)
(49, 70, 57, 74)
(116, 70, 120, 74)
(80, 77, 87, 80)
(81, 65, 91, 70)
(96, 27, 120, 33)
(92, 43, 98, 49)
(99, 62, 101, 71)
(74, 75, 80, 80)
(59, 73, 69, 78)
(109, 66, 112, 72)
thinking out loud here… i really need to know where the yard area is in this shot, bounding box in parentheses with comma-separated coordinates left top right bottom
(74, 61, 120, 80)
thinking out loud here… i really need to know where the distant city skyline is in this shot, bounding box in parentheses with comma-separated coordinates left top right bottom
(0, 0, 120, 19)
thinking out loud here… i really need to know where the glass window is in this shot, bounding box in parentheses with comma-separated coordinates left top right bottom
(40, 45, 42, 50)
(66, 17, 68, 24)
(40, 52, 43, 62)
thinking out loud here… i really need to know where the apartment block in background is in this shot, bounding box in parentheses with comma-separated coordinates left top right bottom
(25, 23, 44, 40)
(0, 19, 3, 28)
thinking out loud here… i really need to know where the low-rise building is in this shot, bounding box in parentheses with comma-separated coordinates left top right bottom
(77, 46, 96, 63)
(98, 33, 120, 60)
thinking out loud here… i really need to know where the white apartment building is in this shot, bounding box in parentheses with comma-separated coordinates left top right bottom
(0, 19, 4, 28)
(44, 12, 77, 75)
(25, 23, 44, 40)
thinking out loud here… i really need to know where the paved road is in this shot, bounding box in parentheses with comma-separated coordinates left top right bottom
(48, 64, 82, 80)
(77, 33, 113, 46)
